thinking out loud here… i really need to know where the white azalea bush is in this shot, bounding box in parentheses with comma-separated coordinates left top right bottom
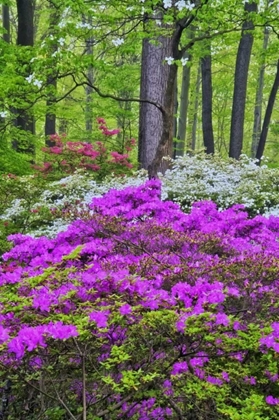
(1, 154, 279, 252)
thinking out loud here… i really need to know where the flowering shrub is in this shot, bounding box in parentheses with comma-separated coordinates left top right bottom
(162, 154, 279, 216)
(33, 118, 135, 180)
(0, 174, 50, 254)
(2, 154, 279, 242)
(0, 181, 279, 418)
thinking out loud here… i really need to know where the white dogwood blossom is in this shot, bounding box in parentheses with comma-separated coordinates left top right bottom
(112, 38, 124, 46)
(25, 73, 43, 89)
(165, 56, 174, 65)
(163, 0, 172, 7)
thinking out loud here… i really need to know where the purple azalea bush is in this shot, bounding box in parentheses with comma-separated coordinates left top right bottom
(0, 180, 279, 419)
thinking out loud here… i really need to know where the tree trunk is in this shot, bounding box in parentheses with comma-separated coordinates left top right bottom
(176, 51, 191, 157)
(173, 74, 178, 156)
(13, 0, 35, 152)
(45, 5, 59, 146)
(148, 62, 178, 178)
(138, 36, 173, 172)
(251, 26, 269, 157)
(16, 0, 34, 47)
(256, 59, 279, 163)
(229, 1, 257, 159)
(189, 63, 201, 152)
(2, 4, 10, 44)
(201, 43, 214, 154)
(83, 15, 94, 136)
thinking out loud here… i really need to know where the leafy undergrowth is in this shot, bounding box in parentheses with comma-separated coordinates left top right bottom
(0, 180, 279, 419)
(2, 154, 279, 250)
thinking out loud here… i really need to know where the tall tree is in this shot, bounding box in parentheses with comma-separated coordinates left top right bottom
(229, 1, 257, 159)
(45, 4, 59, 146)
(201, 41, 214, 154)
(190, 63, 201, 152)
(2, 3, 10, 44)
(251, 26, 270, 158)
(83, 15, 94, 136)
(13, 0, 35, 152)
(256, 58, 279, 162)
(138, 35, 173, 172)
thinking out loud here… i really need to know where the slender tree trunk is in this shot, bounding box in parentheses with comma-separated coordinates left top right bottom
(256, 59, 279, 163)
(173, 74, 178, 157)
(251, 26, 269, 157)
(189, 63, 201, 152)
(176, 51, 191, 157)
(83, 15, 94, 136)
(2, 4, 10, 44)
(229, 1, 257, 159)
(117, 90, 133, 152)
(138, 35, 172, 172)
(45, 5, 59, 146)
(201, 42, 214, 154)
(13, 0, 35, 153)
(1, 4, 10, 128)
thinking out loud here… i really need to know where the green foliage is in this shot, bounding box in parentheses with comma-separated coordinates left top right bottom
(0, 144, 33, 176)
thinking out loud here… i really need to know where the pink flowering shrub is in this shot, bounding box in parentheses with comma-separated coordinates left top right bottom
(0, 181, 279, 418)
(33, 118, 136, 180)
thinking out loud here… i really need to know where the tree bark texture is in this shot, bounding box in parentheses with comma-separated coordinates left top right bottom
(13, 0, 35, 152)
(16, 0, 34, 47)
(201, 45, 214, 154)
(138, 36, 173, 171)
(256, 59, 279, 163)
(2, 4, 10, 44)
(229, 1, 257, 159)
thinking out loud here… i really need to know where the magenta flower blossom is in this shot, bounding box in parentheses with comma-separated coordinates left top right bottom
(89, 310, 110, 328)
(171, 361, 189, 376)
(119, 304, 132, 315)
(266, 396, 279, 405)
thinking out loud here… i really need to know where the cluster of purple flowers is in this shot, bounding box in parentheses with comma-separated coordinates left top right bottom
(0, 180, 278, 418)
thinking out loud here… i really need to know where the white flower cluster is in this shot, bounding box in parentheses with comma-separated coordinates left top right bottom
(25, 74, 43, 89)
(161, 154, 279, 216)
(163, 0, 195, 11)
(112, 38, 124, 47)
(0, 111, 8, 118)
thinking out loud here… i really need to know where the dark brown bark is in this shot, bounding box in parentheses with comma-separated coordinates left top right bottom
(256, 59, 279, 163)
(201, 44, 214, 154)
(229, 1, 257, 159)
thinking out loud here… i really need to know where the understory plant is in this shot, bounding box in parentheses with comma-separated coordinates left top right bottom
(2, 154, 279, 245)
(0, 181, 279, 419)
(162, 154, 279, 216)
(33, 118, 136, 181)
